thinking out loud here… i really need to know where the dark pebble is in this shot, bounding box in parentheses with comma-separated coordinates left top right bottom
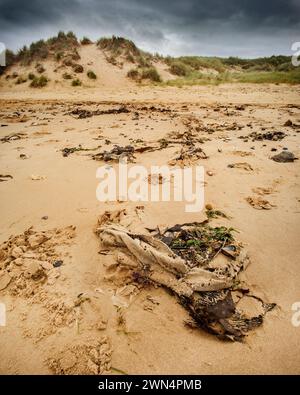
(53, 260, 63, 268)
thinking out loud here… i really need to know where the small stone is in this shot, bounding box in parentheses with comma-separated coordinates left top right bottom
(41, 216, 48, 220)
(271, 151, 297, 163)
(206, 170, 214, 176)
(205, 203, 213, 210)
(284, 119, 293, 127)
(53, 260, 63, 268)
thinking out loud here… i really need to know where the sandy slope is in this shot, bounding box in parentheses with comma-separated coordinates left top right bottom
(0, 83, 300, 374)
(0, 43, 174, 92)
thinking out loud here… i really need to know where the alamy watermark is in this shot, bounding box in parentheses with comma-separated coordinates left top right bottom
(291, 42, 300, 67)
(0, 302, 6, 326)
(96, 161, 204, 212)
(0, 42, 6, 67)
(291, 302, 300, 327)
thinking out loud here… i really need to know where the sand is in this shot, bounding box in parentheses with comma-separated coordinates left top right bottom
(0, 81, 300, 374)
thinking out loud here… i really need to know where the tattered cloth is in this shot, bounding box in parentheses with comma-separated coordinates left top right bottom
(96, 217, 275, 341)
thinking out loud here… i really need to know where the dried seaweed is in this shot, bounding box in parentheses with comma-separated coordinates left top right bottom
(92, 145, 136, 162)
(69, 106, 130, 119)
(0, 132, 27, 143)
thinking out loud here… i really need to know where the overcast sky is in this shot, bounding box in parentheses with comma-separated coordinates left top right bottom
(0, 0, 299, 58)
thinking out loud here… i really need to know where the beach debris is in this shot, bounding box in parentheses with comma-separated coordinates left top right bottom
(74, 293, 91, 307)
(240, 131, 286, 142)
(96, 210, 275, 341)
(271, 151, 297, 163)
(92, 145, 135, 162)
(221, 245, 238, 259)
(283, 119, 299, 128)
(31, 174, 46, 180)
(19, 153, 30, 160)
(284, 119, 293, 127)
(62, 146, 84, 157)
(206, 207, 228, 219)
(0, 113, 29, 123)
(53, 260, 63, 268)
(69, 106, 130, 119)
(206, 170, 214, 176)
(0, 174, 13, 182)
(228, 162, 253, 171)
(91, 142, 163, 162)
(246, 196, 275, 210)
(61, 145, 100, 157)
(137, 105, 171, 113)
(133, 145, 158, 153)
(169, 146, 208, 166)
(0, 132, 27, 143)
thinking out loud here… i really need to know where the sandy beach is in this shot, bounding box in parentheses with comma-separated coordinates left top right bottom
(0, 77, 300, 373)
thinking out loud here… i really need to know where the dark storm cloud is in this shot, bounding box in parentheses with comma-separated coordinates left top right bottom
(0, 0, 299, 57)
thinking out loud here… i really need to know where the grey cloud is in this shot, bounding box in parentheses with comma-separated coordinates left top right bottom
(0, 0, 299, 57)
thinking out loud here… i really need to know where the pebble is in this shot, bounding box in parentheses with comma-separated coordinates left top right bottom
(53, 260, 63, 268)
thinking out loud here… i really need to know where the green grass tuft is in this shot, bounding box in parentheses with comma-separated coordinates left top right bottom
(30, 75, 48, 87)
(71, 78, 81, 86)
